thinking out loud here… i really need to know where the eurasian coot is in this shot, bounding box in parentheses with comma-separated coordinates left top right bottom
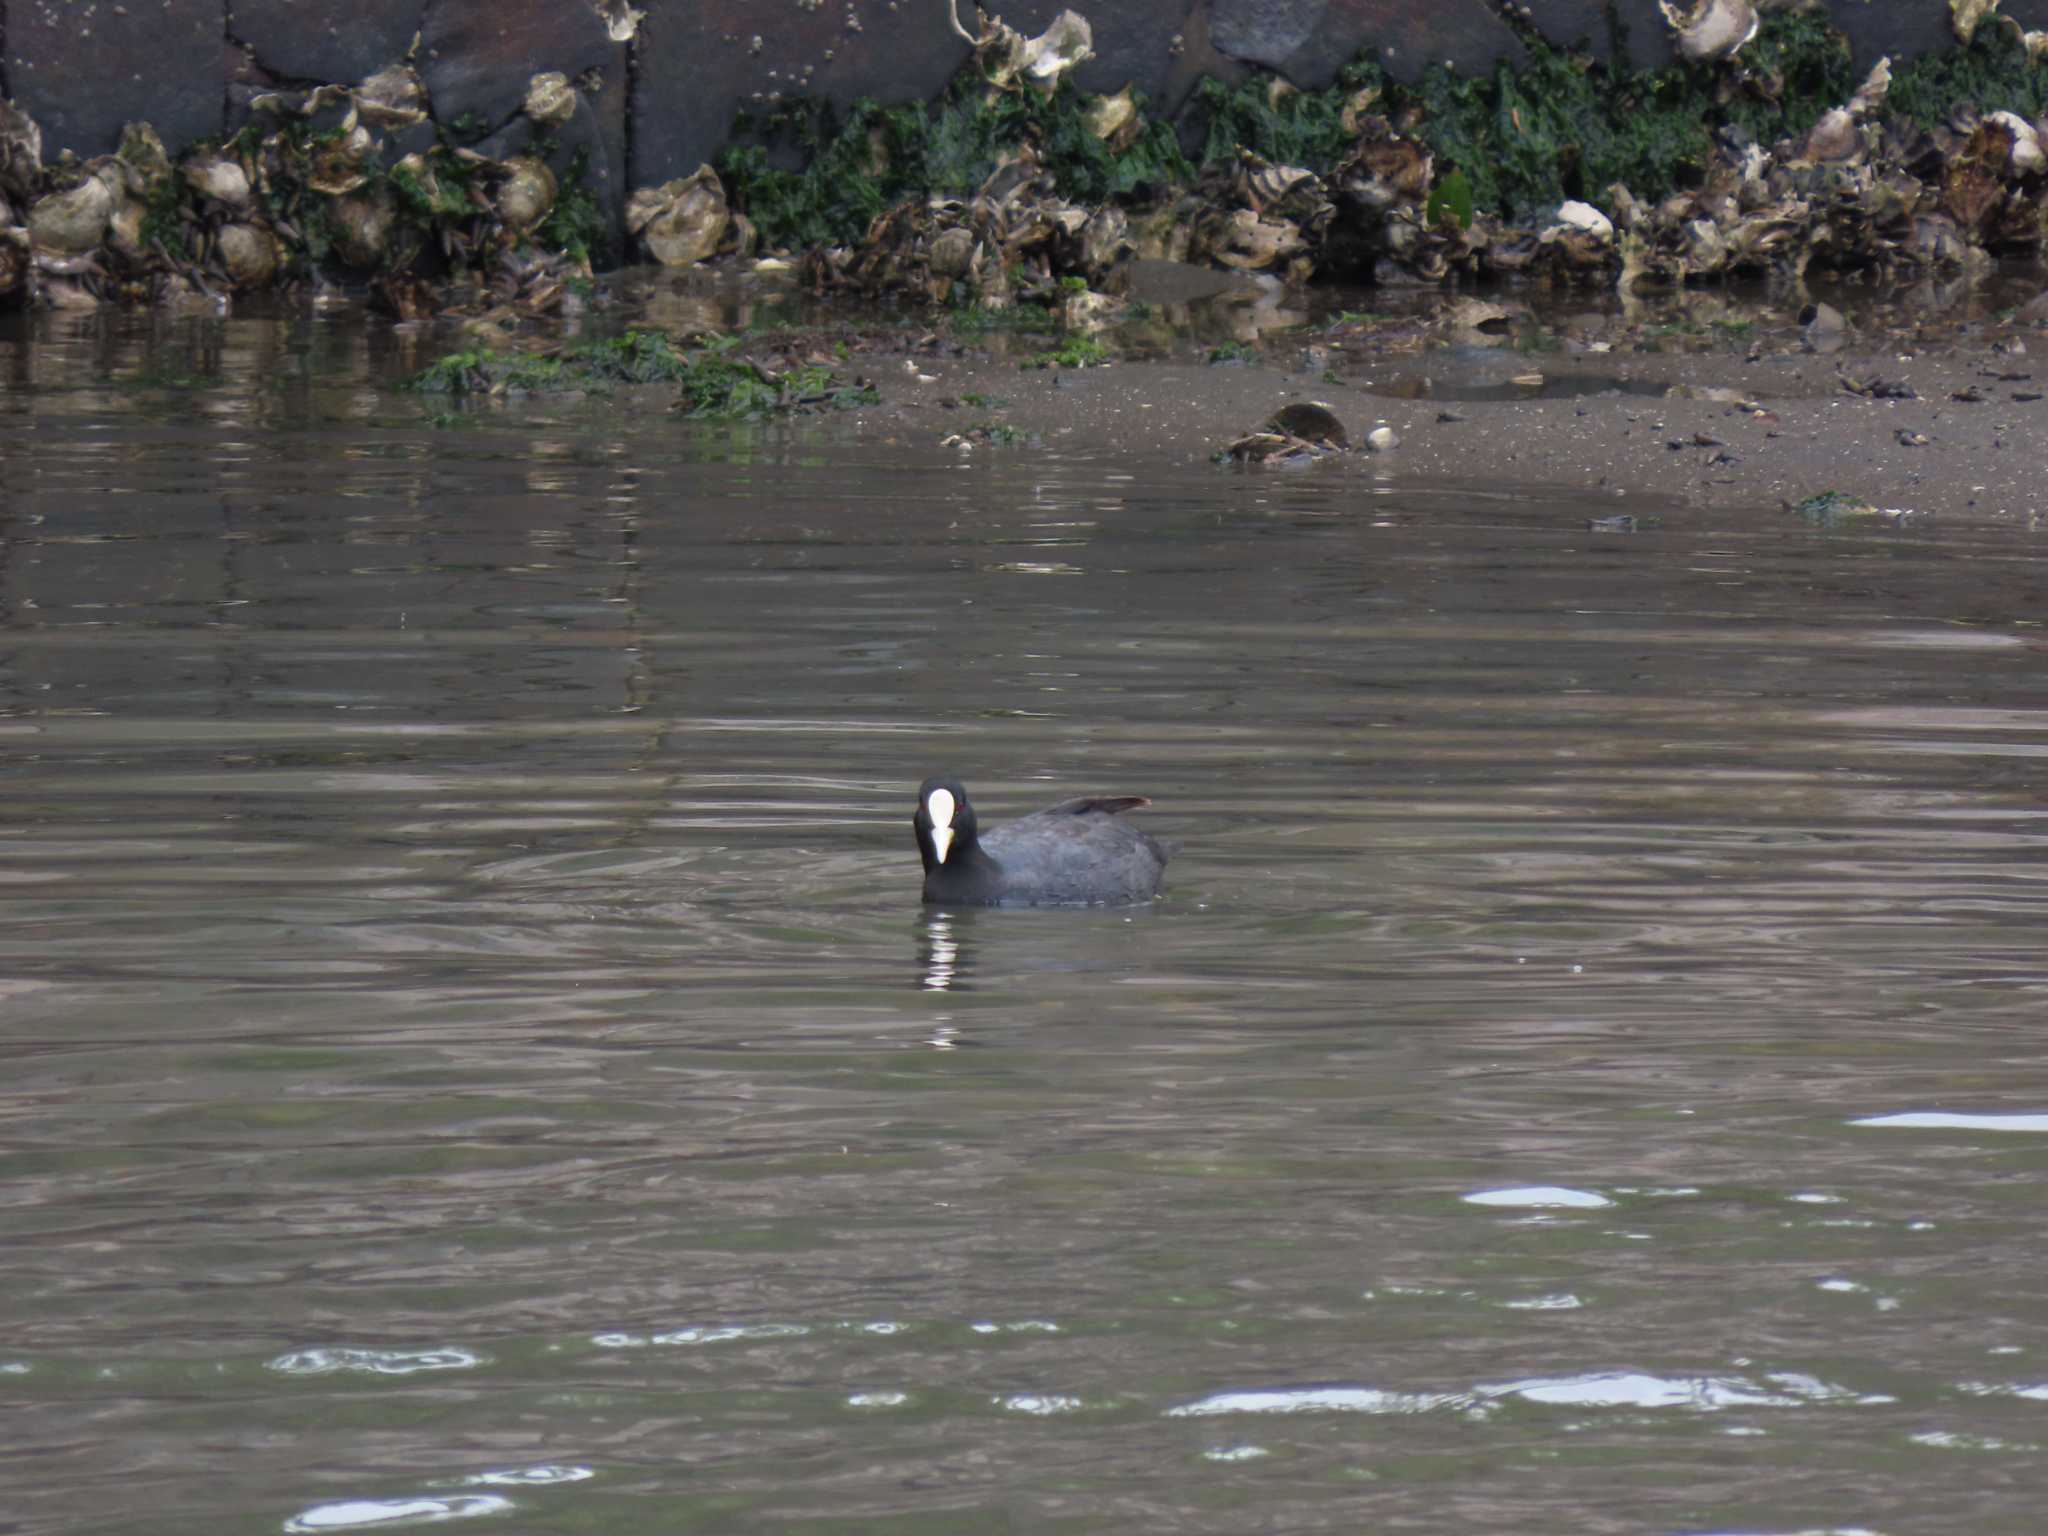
(913, 775, 1169, 907)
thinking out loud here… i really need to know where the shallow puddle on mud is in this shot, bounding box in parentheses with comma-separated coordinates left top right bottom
(3, 310, 2047, 1535)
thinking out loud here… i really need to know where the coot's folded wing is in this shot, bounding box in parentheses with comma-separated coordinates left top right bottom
(1038, 795, 1151, 817)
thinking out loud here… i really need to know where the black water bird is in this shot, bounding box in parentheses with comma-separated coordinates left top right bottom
(912, 775, 1169, 907)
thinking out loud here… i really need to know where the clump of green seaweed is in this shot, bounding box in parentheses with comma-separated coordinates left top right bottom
(1886, 22, 2048, 128)
(725, 12, 1869, 247)
(722, 73, 1193, 253)
(405, 329, 879, 418)
(0, 60, 608, 314)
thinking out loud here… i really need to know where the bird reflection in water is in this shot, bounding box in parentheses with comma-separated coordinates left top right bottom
(919, 911, 964, 1000)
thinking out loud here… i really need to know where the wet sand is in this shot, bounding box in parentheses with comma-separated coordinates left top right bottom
(821, 280, 2048, 528)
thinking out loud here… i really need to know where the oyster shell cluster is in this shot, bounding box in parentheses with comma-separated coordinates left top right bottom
(0, 58, 598, 313)
(785, 10, 2048, 307)
(6, 0, 2048, 312)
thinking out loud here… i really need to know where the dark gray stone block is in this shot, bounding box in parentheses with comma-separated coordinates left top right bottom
(1822, 0, 2048, 73)
(1524, 1, 1670, 72)
(8, 0, 223, 157)
(230, 0, 423, 87)
(1210, 0, 1324, 70)
(421, 0, 620, 135)
(1210, 0, 1524, 86)
(633, 0, 971, 187)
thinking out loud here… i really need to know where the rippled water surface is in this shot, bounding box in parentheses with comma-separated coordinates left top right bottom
(3, 309, 2047, 1536)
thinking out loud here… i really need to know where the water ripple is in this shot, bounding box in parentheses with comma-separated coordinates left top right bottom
(266, 1347, 484, 1377)
(283, 1494, 513, 1532)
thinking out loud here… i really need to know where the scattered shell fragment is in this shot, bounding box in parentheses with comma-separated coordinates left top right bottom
(1365, 423, 1400, 452)
(1019, 10, 1095, 92)
(1848, 57, 1891, 117)
(1838, 372, 1915, 400)
(1790, 491, 1913, 526)
(495, 157, 558, 231)
(596, 0, 644, 43)
(1551, 201, 1614, 241)
(627, 166, 730, 267)
(306, 127, 378, 198)
(1659, 0, 1759, 64)
(28, 172, 117, 254)
(1202, 208, 1307, 271)
(330, 190, 395, 267)
(116, 122, 172, 185)
(1086, 86, 1141, 153)
(1987, 111, 2046, 176)
(954, 3, 1094, 95)
(0, 99, 44, 199)
(106, 194, 148, 259)
(1799, 109, 1862, 164)
(184, 152, 252, 209)
(1267, 401, 1347, 447)
(1339, 87, 1383, 138)
(524, 72, 578, 127)
(217, 222, 280, 285)
(1950, 0, 2002, 45)
(926, 225, 981, 280)
(1224, 431, 1321, 465)
(355, 67, 429, 129)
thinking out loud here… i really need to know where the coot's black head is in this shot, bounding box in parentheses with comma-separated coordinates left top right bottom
(913, 774, 979, 874)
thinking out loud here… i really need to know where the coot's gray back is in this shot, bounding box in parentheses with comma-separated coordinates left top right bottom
(979, 798, 1168, 906)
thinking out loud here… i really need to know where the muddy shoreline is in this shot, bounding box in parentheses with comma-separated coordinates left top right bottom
(643, 263, 2048, 529)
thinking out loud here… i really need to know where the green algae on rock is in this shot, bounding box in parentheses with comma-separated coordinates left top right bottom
(9, 4, 2048, 311)
(701, 7, 2048, 301)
